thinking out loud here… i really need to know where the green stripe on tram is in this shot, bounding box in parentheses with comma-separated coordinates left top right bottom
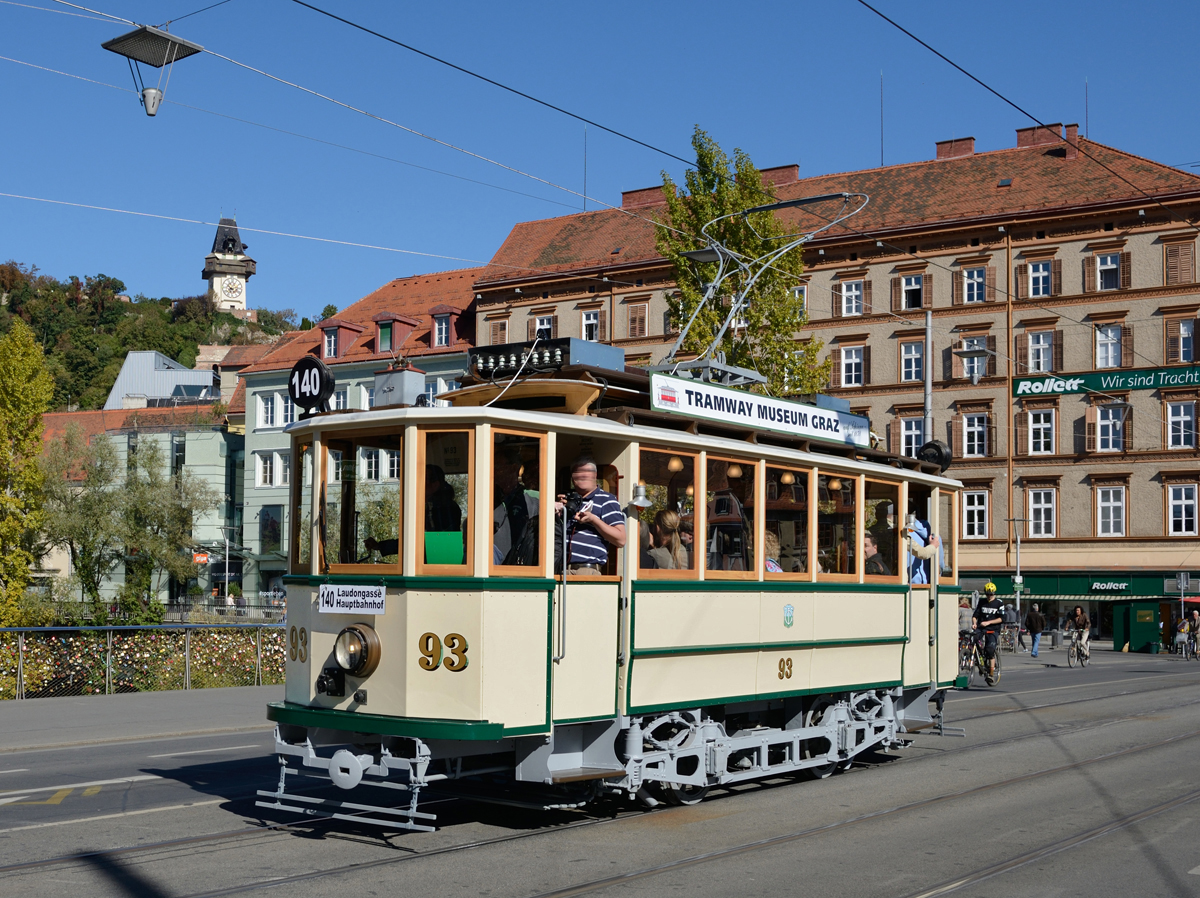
(631, 636, 907, 658)
(631, 581, 911, 594)
(267, 702, 506, 741)
(282, 575, 556, 590)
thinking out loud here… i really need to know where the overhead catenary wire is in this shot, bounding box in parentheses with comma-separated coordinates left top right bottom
(0, 0, 110, 21)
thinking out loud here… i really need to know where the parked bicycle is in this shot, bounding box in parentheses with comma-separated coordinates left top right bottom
(1066, 627, 1090, 668)
(999, 625, 1018, 654)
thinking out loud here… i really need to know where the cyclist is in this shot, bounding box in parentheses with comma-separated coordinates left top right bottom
(1065, 605, 1091, 660)
(972, 581, 1005, 680)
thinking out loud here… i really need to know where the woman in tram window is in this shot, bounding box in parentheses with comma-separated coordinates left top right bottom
(648, 509, 688, 570)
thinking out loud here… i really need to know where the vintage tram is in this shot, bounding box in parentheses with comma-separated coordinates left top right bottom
(258, 340, 964, 830)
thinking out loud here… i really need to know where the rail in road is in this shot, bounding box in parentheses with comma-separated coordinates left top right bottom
(2, 652, 1200, 898)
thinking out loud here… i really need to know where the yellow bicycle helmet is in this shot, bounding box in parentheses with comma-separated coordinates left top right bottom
(984, 581, 998, 595)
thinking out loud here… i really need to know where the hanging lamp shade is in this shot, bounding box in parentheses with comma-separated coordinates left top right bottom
(102, 25, 203, 67)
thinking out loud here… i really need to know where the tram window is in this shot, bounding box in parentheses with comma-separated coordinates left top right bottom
(322, 435, 402, 569)
(638, 450, 696, 575)
(816, 473, 858, 577)
(705, 457, 756, 575)
(492, 431, 544, 572)
(291, 442, 313, 573)
(938, 490, 957, 582)
(864, 480, 900, 579)
(420, 430, 471, 570)
(765, 467, 809, 574)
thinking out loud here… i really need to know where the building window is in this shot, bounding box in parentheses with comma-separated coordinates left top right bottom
(901, 341, 923, 382)
(964, 267, 986, 303)
(962, 336, 987, 380)
(1097, 486, 1125, 537)
(261, 505, 283, 555)
(1170, 484, 1197, 536)
(1169, 401, 1196, 449)
(842, 280, 864, 316)
(1097, 405, 1125, 451)
(902, 274, 923, 310)
(841, 345, 864, 387)
(1029, 261, 1051, 298)
(1098, 253, 1121, 291)
(793, 284, 807, 315)
(387, 449, 400, 479)
(628, 303, 648, 339)
(902, 418, 925, 457)
(363, 449, 380, 481)
(333, 389, 348, 410)
(324, 328, 338, 359)
(434, 315, 450, 347)
(1029, 331, 1053, 373)
(260, 394, 275, 428)
(258, 453, 275, 487)
(379, 322, 393, 353)
(1029, 489, 1056, 538)
(367, 387, 375, 409)
(964, 413, 988, 457)
(1030, 410, 1054, 454)
(963, 491, 988, 539)
(1167, 319, 1196, 364)
(1096, 324, 1122, 368)
(329, 449, 342, 483)
(282, 394, 295, 425)
(490, 319, 508, 345)
(279, 453, 290, 487)
(583, 310, 599, 341)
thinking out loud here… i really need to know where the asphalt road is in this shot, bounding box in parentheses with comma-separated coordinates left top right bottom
(2, 649, 1200, 897)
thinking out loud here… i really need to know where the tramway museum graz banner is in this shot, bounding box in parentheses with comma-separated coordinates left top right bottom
(1013, 365, 1200, 397)
(650, 374, 870, 448)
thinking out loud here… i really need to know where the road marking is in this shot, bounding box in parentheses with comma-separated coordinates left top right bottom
(82, 786, 101, 796)
(0, 796, 30, 806)
(0, 774, 160, 797)
(1190, 864, 1200, 875)
(0, 769, 29, 775)
(0, 798, 223, 834)
(950, 671, 1197, 703)
(8, 789, 73, 806)
(147, 744, 258, 759)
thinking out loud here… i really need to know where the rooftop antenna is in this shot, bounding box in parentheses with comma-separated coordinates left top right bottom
(102, 24, 203, 116)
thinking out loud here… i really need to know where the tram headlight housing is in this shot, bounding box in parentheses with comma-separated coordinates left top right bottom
(334, 624, 382, 677)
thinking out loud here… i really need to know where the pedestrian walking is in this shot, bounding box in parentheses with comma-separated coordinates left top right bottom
(1025, 603, 1046, 658)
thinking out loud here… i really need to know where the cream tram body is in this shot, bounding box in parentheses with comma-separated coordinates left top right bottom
(261, 395, 963, 826)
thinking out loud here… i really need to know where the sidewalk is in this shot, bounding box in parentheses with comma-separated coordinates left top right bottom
(0, 685, 282, 752)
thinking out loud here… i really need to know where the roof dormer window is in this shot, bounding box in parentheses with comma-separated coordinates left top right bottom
(324, 328, 338, 359)
(433, 315, 450, 347)
(378, 322, 393, 353)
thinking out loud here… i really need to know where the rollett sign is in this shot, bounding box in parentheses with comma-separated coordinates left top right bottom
(1014, 365, 1200, 397)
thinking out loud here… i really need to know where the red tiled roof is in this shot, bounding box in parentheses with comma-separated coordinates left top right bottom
(240, 267, 485, 375)
(478, 137, 1200, 286)
(227, 378, 246, 415)
(217, 343, 275, 368)
(42, 405, 220, 447)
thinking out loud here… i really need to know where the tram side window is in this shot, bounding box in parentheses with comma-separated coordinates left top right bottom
(705, 457, 756, 573)
(937, 490, 956, 582)
(352, 437, 402, 566)
(638, 450, 696, 574)
(291, 442, 313, 573)
(765, 467, 808, 574)
(864, 480, 900, 578)
(492, 432, 543, 570)
(323, 447, 347, 567)
(421, 431, 470, 569)
(816, 474, 858, 576)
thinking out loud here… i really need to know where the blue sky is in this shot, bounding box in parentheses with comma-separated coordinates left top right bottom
(1, 0, 1197, 319)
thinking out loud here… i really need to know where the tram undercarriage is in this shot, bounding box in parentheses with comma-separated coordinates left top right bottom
(255, 685, 953, 831)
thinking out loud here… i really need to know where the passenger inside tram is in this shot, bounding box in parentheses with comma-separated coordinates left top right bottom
(422, 430, 468, 565)
(492, 434, 541, 567)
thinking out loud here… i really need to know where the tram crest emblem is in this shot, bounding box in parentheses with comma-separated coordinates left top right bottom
(783, 604, 794, 628)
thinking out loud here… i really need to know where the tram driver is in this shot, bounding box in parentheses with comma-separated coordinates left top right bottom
(555, 456, 626, 575)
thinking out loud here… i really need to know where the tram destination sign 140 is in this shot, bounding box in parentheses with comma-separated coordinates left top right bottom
(650, 374, 869, 448)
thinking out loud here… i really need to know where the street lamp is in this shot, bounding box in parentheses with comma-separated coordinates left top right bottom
(953, 345, 991, 386)
(101, 24, 203, 116)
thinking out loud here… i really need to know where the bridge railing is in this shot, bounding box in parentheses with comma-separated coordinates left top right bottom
(0, 624, 286, 700)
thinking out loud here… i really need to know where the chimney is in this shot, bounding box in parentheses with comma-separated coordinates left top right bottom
(621, 186, 666, 209)
(760, 164, 799, 188)
(935, 137, 975, 160)
(1064, 123, 1079, 160)
(1016, 123, 1063, 148)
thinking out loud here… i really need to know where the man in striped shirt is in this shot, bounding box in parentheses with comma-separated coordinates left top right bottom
(555, 456, 626, 574)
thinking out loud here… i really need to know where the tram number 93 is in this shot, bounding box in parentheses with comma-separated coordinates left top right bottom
(288, 626, 308, 663)
(777, 657, 793, 680)
(417, 632, 469, 672)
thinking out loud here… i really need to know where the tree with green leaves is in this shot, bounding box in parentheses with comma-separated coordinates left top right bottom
(656, 127, 830, 396)
(0, 320, 54, 624)
(320, 304, 339, 321)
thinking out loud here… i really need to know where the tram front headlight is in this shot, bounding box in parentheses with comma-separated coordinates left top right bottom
(334, 624, 381, 677)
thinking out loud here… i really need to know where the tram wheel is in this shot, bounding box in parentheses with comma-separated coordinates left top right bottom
(662, 782, 710, 806)
(801, 697, 840, 779)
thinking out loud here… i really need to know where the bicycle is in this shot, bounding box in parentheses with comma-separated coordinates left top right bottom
(1184, 632, 1197, 662)
(961, 630, 1001, 687)
(999, 625, 1018, 654)
(1066, 627, 1090, 668)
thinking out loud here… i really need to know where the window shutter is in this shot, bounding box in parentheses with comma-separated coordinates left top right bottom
(1014, 411, 1028, 457)
(1166, 244, 1182, 286)
(1085, 405, 1098, 453)
(986, 335, 998, 377)
(951, 341, 964, 379)
(923, 271, 933, 308)
(1051, 258, 1063, 296)
(986, 418, 997, 458)
(863, 280, 873, 314)
(1015, 333, 1029, 374)
(1053, 330, 1064, 372)
(986, 266, 997, 302)
(1124, 409, 1134, 451)
(952, 271, 963, 306)
(831, 283, 842, 318)
(887, 420, 897, 455)
(550, 315, 559, 339)
(1083, 256, 1097, 293)
(951, 413, 963, 458)
(490, 321, 502, 345)
(828, 347, 840, 389)
(891, 276, 902, 312)
(1119, 251, 1132, 289)
(527, 317, 536, 341)
(598, 309, 607, 342)
(1182, 243, 1196, 284)
(1167, 319, 1181, 364)
(629, 304, 647, 338)
(862, 345, 872, 385)
(1121, 324, 1134, 367)
(1015, 264, 1028, 300)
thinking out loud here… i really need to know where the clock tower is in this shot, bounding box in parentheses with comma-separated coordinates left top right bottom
(202, 218, 256, 312)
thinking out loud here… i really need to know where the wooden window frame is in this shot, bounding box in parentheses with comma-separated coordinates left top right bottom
(290, 439, 313, 575)
(488, 429, 549, 578)
(703, 455, 760, 581)
(961, 487, 990, 540)
(627, 302, 649, 339)
(1164, 240, 1197, 287)
(764, 466, 816, 582)
(814, 471, 861, 582)
(1025, 485, 1058, 539)
(863, 477, 902, 583)
(415, 427, 475, 577)
(1163, 395, 1198, 450)
(636, 447, 700, 581)
(489, 318, 509, 346)
(1163, 474, 1200, 538)
(322, 430, 404, 576)
(1093, 480, 1128, 539)
(898, 338, 924, 383)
